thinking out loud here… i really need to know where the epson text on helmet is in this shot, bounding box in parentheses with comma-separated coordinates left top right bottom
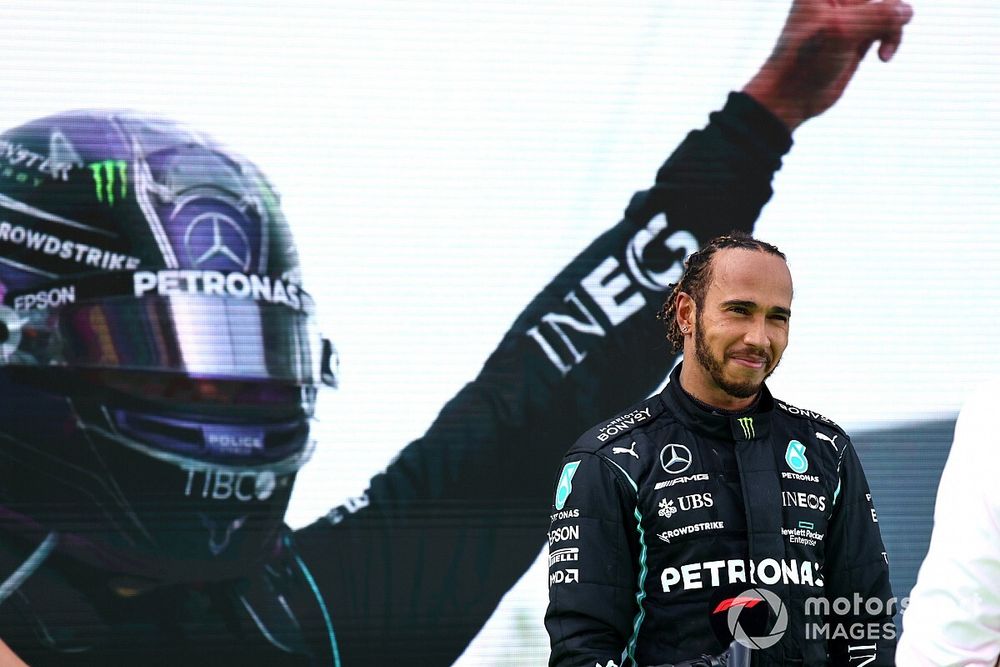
(13, 285, 75, 311)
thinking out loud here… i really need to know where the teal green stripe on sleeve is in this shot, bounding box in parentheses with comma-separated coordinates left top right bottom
(625, 506, 649, 665)
(604, 458, 648, 666)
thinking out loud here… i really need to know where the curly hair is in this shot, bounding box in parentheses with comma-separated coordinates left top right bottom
(658, 232, 786, 352)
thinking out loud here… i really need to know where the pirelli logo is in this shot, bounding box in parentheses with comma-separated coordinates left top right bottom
(737, 417, 755, 439)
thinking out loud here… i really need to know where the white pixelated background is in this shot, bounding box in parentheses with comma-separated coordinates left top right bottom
(1, 1, 997, 663)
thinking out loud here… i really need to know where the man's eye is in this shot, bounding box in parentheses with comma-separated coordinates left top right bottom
(729, 306, 749, 315)
(769, 314, 790, 323)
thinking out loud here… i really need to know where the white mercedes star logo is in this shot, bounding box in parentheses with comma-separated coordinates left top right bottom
(184, 211, 251, 270)
(660, 443, 693, 475)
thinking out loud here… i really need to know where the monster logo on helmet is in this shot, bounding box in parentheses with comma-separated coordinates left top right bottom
(0, 110, 334, 583)
(89, 159, 127, 206)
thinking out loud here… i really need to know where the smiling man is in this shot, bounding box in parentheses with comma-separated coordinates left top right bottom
(674, 240, 792, 409)
(546, 235, 896, 666)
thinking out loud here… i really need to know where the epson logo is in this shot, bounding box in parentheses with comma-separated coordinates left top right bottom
(660, 558, 825, 593)
(134, 270, 303, 310)
(654, 473, 710, 490)
(548, 525, 580, 545)
(13, 285, 76, 311)
(782, 491, 827, 513)
(527, 214, 698, 376)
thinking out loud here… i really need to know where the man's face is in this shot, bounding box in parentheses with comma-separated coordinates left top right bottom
(686, 248, 792, 404)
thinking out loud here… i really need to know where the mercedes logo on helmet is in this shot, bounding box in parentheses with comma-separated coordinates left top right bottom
(660, 443, 693, 475)
(183, 212, 252, 271)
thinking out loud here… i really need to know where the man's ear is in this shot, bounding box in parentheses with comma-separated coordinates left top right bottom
(676, 292, 696, 336)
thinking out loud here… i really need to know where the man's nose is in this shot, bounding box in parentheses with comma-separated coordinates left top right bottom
(743, 316, 769, 348)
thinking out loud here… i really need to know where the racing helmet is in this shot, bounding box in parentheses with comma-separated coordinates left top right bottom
(0, 111, 334, 584)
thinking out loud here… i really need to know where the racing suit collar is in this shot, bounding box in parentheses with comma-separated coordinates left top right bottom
(662, 363, 773, 442)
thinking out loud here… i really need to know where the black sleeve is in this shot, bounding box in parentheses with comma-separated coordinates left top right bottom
(824, 438, 897, 666)
(292, 93, 792, 665)
(545, 453, 640, 667)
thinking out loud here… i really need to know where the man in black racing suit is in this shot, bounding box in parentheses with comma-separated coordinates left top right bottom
(545, 363, 897, 667)
(545, 236, 898, 667)
(0, 1, 911, 665)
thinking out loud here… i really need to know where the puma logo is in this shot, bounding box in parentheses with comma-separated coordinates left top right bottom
(816, 431, 839, 452)
(612, 441, 639, 459)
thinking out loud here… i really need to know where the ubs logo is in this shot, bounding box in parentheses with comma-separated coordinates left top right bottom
(184, 211, 252, 271)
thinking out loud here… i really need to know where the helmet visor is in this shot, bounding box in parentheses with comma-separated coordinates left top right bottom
(1, 292, 323, 385)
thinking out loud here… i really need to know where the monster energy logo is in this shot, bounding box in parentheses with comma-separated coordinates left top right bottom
(737, 417, 755, 439)
(89, 160, 127, 205)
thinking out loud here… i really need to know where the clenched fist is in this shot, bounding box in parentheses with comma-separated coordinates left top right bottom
(744, 0, 915, 130)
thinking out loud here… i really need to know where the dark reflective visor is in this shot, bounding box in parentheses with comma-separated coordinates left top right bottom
(0, 293, 323, 385)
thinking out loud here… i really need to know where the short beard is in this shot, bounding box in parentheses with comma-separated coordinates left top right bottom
(693, 318, 775, 399)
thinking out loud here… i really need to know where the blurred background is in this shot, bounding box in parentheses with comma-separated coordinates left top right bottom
(1, 1, 996, 663)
